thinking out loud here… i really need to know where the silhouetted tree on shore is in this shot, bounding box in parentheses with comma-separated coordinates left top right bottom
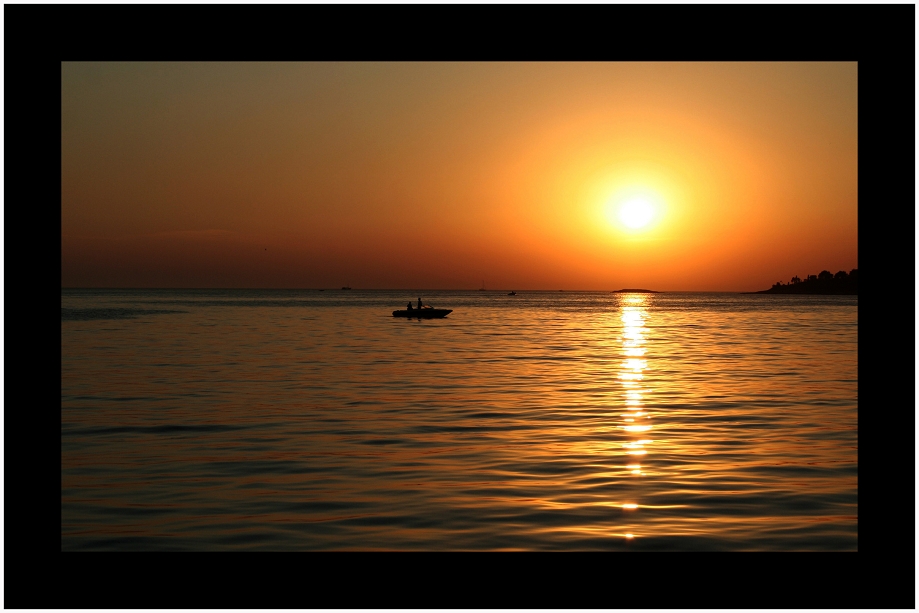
(759, 268, 857, 295)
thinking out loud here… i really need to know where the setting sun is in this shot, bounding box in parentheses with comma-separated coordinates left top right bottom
(603, 186, 665, 235)
(620, 198, 654, 228)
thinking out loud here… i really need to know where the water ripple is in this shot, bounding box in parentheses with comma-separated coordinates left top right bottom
(62, 289, 857, 550)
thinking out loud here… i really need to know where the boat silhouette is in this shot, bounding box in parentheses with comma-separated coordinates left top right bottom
(508, 291, 516, 295)
(393, 307, 452, 318)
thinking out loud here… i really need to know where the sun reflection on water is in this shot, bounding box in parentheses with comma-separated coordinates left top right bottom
(618, 294, 652, 537)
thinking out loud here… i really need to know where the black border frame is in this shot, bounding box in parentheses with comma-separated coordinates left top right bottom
(6, 3, 913, 609)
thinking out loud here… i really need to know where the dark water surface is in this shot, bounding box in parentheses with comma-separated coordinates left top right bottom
(62, 289, 857, 550)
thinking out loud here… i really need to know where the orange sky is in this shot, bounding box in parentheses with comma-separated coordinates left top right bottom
(62, 62, 857, 290)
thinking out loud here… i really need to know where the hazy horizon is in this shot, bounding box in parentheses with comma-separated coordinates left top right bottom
(60, 285, 852, 292)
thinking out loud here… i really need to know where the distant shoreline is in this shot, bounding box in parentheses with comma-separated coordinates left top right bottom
(611, 288, 658, 293)
(748, 269, 857, 295)
(746, 288, 857, 295)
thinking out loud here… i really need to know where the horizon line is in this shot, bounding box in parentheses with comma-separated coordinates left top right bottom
(61, 287, 798, 293)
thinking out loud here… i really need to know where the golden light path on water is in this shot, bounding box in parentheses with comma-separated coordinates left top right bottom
(618, 294, 652, 538)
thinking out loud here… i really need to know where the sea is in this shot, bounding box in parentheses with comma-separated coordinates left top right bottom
(61, 289, 857, 550)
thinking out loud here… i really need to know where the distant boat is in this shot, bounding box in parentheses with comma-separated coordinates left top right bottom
(479, 281, 486, 291)
(612, 288, 657, 293)
(393, 308, 453, 318)
(342, 286, 351, 290)
(508, 291, 516, 295)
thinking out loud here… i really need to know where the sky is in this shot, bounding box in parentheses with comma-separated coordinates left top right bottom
(61, 62, 857, 291)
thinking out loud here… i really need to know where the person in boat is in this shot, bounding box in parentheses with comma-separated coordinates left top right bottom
(407, 302, 413, 311)
(418, 297, 422, 309)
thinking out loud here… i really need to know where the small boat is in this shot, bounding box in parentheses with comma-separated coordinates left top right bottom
(393, 307, 453, 318)
(508, 291, 516, 295)
(342, 286, 351, 290)
(479, 281, 486, 291)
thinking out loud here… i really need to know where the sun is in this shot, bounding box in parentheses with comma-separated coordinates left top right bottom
(619, 197, 654, 229)
(604, 188, 663, 232)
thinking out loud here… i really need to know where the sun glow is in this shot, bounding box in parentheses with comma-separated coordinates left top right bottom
(602, 184, 666, 234)
(619, 198, 654, 228)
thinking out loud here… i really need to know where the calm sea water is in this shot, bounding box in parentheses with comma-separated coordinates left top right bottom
(61, 289, 857, 550)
